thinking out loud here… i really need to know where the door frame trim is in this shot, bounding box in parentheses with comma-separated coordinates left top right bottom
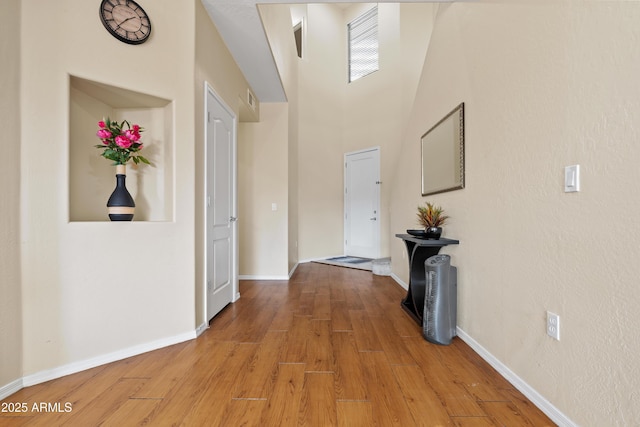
(204, 82, 239, 324)
(344, 146, 381, 259)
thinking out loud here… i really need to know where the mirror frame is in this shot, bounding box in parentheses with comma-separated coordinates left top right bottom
(421, 102, 465, 196)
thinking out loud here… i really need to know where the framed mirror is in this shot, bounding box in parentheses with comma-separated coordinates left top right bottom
(421, 102, 465, 196)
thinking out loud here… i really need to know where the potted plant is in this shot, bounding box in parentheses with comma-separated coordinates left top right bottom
(95, 118, 151, 221)
(416, 202, 449, 239)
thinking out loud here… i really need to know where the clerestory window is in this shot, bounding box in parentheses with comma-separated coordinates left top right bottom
(348, 6, 379, 82)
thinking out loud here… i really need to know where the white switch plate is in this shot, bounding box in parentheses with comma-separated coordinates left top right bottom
(564, 165, 580, 192)
(271, 203, 277, 211)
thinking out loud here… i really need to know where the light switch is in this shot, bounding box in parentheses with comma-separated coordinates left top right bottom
(564, 165, 580, 192)
(272, 203, 278, 211)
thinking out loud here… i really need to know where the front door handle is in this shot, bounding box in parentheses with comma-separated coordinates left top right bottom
(230, 216, 237, 222)
(370, 217, 377, 221)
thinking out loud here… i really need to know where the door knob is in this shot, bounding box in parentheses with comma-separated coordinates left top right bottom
(369, 217, 377, 221)
(230, 216, 237, 222)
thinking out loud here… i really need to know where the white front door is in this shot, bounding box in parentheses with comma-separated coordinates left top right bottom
(344, 148, 380, 259)
(206, 85, 237, 322)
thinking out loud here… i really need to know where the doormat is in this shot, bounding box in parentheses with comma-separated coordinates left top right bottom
(314, 256, 373, 271)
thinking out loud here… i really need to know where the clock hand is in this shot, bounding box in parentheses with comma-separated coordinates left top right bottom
(115, 16, 136, 30)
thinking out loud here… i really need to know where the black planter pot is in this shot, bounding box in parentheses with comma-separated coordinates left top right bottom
(424, 226, 442, 240)
(107, 165, 135, 221)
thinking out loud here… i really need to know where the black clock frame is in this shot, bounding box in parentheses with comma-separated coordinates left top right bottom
(99, 0, 151, 45)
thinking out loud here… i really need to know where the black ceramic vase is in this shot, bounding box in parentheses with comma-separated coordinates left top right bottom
(425, 226, 442, 240)
(107, 164, 135, 221)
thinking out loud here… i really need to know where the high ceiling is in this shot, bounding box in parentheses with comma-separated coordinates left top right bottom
(200, 1, 451, 103)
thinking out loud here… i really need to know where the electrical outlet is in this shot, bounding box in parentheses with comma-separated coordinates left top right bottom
(546, 311, 560, 340)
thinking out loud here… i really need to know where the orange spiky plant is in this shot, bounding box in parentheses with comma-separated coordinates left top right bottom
(416, 202, 449, 228)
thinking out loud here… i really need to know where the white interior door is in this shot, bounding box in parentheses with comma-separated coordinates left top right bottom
(206, 85, 237, 322)
(344, 148, 380, 259)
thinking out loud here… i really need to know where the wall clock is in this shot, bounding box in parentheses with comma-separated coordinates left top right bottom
(99, 0, 151, 45)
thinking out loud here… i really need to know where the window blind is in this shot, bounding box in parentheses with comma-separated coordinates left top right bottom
(348, 6, 379, 82)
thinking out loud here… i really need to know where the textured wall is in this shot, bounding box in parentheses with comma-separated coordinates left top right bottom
(0, 0, 22, 390)
(389, 2, 640, 424)
(295, 3, 434, 261)
(257, 3, 301, 274)
(238, 103, 290, 277)
(20, 0, 196, 376)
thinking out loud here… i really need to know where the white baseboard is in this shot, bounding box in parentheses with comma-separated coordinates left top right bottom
(0, 378, 23, 401)
(391, 272, 573, 426)
(456, 328, 576, 427)
(390, 272, 408, 290)
(195, 322, 208, 337)
(21, 330, 196, 388)
(288, 262, 299, 278)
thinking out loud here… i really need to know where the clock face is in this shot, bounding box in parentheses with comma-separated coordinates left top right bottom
(99, 0, 151, 45)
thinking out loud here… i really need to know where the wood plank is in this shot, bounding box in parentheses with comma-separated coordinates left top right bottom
(392, 364, 452, 426)
(233, 330, 287, 399)
(403, 337, 486, 417)
(28, 378, 147, 427)
(218, 399, 267, 427)
(306, 319, 334, 372)
(343, 287, 365, 310)
(368, 314, 416, 365)
(349, 310, 383, 352)
(478, 401, 538, 426)
(337, 401, 375, 427)
(99, 398, 160, 426)
(330, 300, 353, 331)
(312, 291, 332, 320)
(296, 290, 316, 316)
(360, 351, 416, 426)
(502, 388, 556, 426)
(131, 339, 208, 399)
(142, 341, 236, 425)
(0, 417, 35, 426)
(268, 308, 293, 331)
(299, 372, 337, 426)
(332, 331, 369, 401)
(434, 342, 512, 403)
(280, 315, 311, 363)
(180, 342, 259, 426)
(259, 363, 305, 426)
(451, 416, 496, 427)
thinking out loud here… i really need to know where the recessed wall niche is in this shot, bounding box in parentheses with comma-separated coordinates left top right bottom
(69, 76, 174, 221)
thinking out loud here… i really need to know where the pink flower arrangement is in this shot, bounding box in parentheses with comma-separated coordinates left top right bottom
(94, 118, 150, 165)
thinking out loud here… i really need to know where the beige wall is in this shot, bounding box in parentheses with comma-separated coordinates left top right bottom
(294, 4, 434, 261)
(297, 4, 346, 260)
(238, 103, 290, 277)
(341, 3, 435, 258)
(243, 4, 299, 277)
(390, 2, 640, 424)
(20, 0, 196, 376)
(0, 0, 23, 391)
(1, 0, 261, 391)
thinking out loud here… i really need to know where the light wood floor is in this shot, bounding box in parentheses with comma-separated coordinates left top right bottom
(1, 262, 555, 426)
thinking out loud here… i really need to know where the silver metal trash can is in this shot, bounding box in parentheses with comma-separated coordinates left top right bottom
(423, 254, 457, 345)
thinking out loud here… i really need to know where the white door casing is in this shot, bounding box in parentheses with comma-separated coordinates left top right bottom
(205, 84, 238, 322)
(344, 148, 380, 259)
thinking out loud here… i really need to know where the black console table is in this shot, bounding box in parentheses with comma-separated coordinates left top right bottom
(395, 234, 459, 325)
